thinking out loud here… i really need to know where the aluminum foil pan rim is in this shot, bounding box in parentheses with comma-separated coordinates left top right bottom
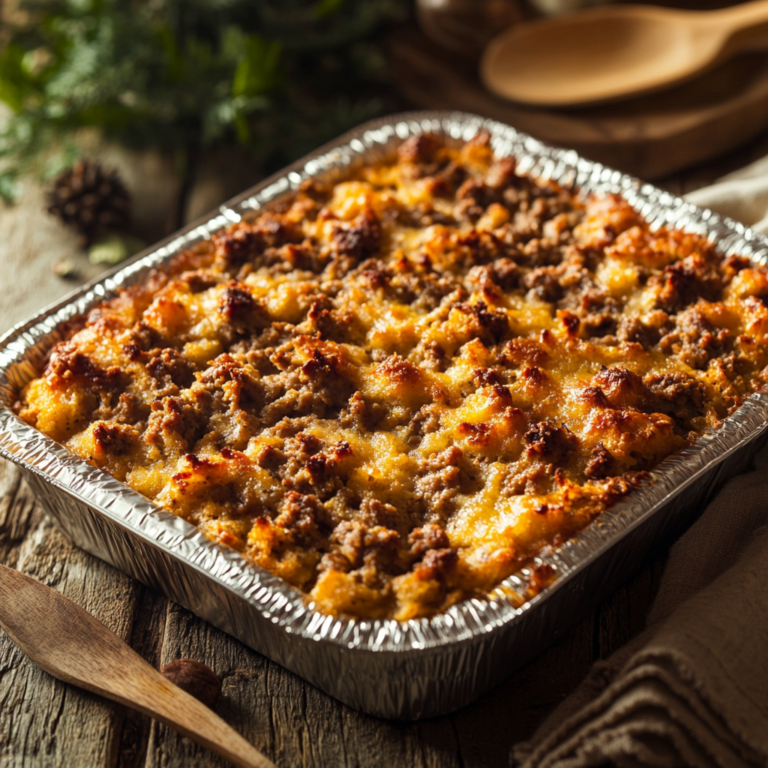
(2, 111, 768, 654)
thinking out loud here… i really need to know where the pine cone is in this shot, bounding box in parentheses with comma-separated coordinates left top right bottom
(46, 160, 131, 247)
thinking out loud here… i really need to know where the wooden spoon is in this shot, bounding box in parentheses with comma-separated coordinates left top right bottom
(481, 0, 768, 106)
(0, 564, 274, 768)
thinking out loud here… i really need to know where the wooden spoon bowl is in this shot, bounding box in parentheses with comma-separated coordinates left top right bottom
(481, 0, 768, 106)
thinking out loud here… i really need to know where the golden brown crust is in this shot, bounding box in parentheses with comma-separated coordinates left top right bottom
(17, 132, 768, 620)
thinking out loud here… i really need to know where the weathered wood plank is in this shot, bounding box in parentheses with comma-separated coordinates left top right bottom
(114, 588, 169, 768)
(0, 463, 142, 767)
(0, 462, 40, 569)
(137, 591, 604, 768)
(0, 141, 180, 337)
(593, 552, 666, 662)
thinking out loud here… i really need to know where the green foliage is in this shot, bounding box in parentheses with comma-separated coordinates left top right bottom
(0, 0, 407, 202)
(88, 233, 145, 265)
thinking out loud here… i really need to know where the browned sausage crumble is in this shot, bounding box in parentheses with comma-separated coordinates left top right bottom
(17, 132, 768, 619)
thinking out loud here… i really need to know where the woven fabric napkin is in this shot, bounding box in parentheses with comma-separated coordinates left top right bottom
(686, 155, 768, 235)
(512, 161, 768, 768)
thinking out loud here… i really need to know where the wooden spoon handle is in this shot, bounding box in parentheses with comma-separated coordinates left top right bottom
(0, 564, 274, 768)
(706, 0, 768, 53)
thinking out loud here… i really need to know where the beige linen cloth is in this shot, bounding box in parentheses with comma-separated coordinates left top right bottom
(513, 157, 768, 768)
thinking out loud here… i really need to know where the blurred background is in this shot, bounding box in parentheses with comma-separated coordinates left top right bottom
(2, 0, 768, 329)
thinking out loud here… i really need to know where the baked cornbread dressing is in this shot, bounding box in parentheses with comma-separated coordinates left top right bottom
(16, 132, 768, 620)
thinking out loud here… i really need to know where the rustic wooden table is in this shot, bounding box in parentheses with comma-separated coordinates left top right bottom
(2, 129, 767, 768)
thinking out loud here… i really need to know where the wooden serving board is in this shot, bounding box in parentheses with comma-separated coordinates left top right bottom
(389, 29, 768, 179)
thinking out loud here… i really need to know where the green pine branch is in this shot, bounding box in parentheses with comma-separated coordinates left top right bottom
(0, 0, 408, 202)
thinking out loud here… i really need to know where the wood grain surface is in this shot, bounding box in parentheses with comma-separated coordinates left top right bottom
(0, 565, 274, 768)
(1, 128, 767, 767)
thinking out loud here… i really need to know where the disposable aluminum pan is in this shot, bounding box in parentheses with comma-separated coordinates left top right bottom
(2, 112, 768, 720)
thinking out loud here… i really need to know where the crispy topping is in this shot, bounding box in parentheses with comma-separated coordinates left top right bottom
(17, 134, 768, 620)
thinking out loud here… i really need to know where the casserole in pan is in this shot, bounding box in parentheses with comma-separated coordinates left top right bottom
(2, 112, 768, 718)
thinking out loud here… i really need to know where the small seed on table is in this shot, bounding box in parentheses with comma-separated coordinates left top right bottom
(160, 659, 222, 708)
